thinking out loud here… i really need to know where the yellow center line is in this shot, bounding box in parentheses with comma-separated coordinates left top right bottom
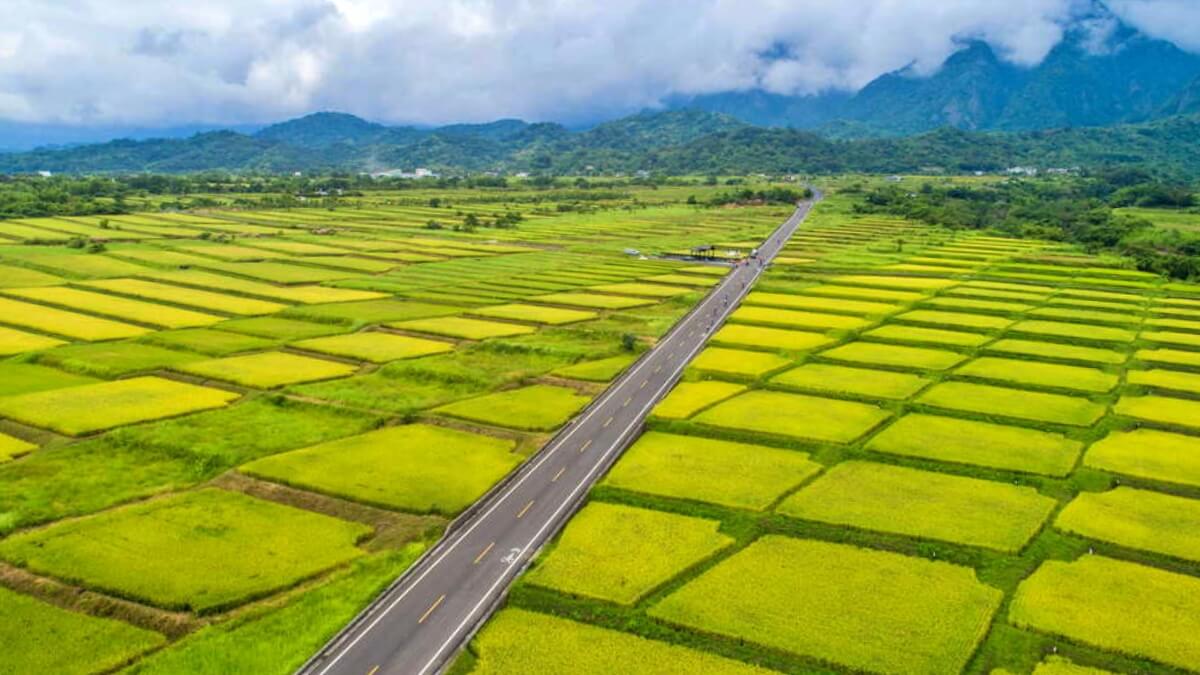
(473, 541, 495, 565)
(368, 667, 380, 675)
(604, 416, 613, 427)
(552, 466, 566, 482)
(580, 439, 592, 453)
(418, 594, 445, 624)
(640, 379, 648, 389)
(517, 500, 535, 519)
(654, 365, 662, 373)
(623, 396, 632, 407)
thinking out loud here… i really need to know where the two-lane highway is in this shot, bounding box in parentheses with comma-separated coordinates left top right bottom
(300, 195, 818, 675)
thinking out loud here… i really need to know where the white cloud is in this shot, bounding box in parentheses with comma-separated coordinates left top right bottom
(0, 0, 1193, 127)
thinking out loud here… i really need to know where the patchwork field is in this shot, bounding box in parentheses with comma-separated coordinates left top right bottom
(525, 502, 732, 604)
(467, 189, 1200, 675)
(241, 424, 520, 515)
(648, 536, 1001, 674)
(0, 184, 792, 672)
(0, 489, 369, 612)
(8, 182, 1200, 674)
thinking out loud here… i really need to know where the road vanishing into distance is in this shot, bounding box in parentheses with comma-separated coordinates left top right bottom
(300, 194, 819, 675)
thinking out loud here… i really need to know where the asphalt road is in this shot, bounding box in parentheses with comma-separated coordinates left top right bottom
(299, 196, 818, 675)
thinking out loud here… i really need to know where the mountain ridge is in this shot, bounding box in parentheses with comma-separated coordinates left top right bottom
(3, 108, 1199, 177)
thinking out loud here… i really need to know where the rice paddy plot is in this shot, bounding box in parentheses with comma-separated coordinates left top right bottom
(771, 362, 929, 400)
(778, 461, 1055, 551)
(591, 282, 693, 298)
(471, 609, 777, 675)
(1057, 487, 1200, 562)
(178, 351, 357, 388)
(0, 263, 63, 287)
(863, 324, 991, 347)
(434, 384, 589, 431)
(695, 390, 890, 444)
(918, 381, 1106, 427)
(472, 303, 597, 326)
(730, 306, 870, 331)
(648, 536, 1001, 675)
(550, 354, 637, 382)
(1028, 307, 1141, 326)
(0, 489, 368, 613)
(1009, 320, 1136, 344)
(1010, 556, 1200, 671)
(1127, 368, 1200, 395)
(389, 316, 535, 340)
(983, 339, 1126, 365)
(141, 328, 276, 356)
(690, 346, 792, 378)
(832, 274, 959, 291)
(17, 253, 151, 279)
(527, 502, 732, 604)
(0, 362, 97, 397)
(0, 296, 149, 341)
(535, 292, 654, 310)
(868, 414, 1081, 476)
(80, 278, 285, 316)
(1140, 329, 1200, 348)
(1136, 347, 1200, 369)
(651, 381, 745, 420)
(141, 269, 385, 304)
(0, 325, 64, 355)
(0, 585, 164, 674)
(4, 286, 221, 329)
(198, 261, 355, 284)
(710, 325, 832, 353)
(294, 332, 454, 363)
(895, 309, 1014, 331)
(1146, 316, 1200, 332)
(0, 431, 35, 461)
(217, 317, 348, 340)
(922, 297, 1033, 313)
(1084, 429, 1200, 488)
(241, 423, 519, 515)
(284, 299, 461, 325)
(172, 244, 291, 261)
(35, 341, 203, 377)
(603, 431, 821, 510)
(820, 341, 967, 371)
(955, 356, 1118, 393)
(743, 292, 897, 316)
(0, 376, 238, 435)
(1113, 394, 1200, 430)
(802, 284, 924, 303)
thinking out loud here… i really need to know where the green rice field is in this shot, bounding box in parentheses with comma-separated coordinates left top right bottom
(6, 181, 1200, 674)
(465, 188, 1200, 675)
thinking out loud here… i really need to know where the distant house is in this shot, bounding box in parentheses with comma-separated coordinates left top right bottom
(1006, 166, 1039, 177)
(36, 170, 52, 177)
(886, 175, 902, 183)
(369, 167, 440, 179)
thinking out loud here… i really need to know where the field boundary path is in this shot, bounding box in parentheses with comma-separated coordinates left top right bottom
(298, 193, 820, 675)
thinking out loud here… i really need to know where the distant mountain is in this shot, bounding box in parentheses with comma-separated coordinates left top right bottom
(676, 18, 1200, 136)
(3, 108, 1199, 177)
(254, 112, 394, 147)
(1165, 75, 1200, 116)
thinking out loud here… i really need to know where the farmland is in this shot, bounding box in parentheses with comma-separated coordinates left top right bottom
(0, 181, 793, 673)
(461, 184, 1200, 675)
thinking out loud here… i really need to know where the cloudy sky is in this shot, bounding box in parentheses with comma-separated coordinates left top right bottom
(1, 0, 1198, 129)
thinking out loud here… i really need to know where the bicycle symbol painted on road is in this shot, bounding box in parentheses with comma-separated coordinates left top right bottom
(499, 548, 522, 565)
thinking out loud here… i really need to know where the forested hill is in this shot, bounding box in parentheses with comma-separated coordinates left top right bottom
(2, 109, 1200, 177)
